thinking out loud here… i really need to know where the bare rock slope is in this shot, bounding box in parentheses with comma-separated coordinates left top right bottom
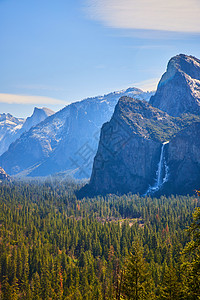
(81, 96, 200, 196)
(0, 166, 10, 182)
(150, 54, 200, 116)
(81, 54, 200, 197)
(0, 107, 54, 156)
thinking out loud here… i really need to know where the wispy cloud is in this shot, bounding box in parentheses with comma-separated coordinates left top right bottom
(85, 0, 200, 33)
(133, 78, 159, 91)
(0, 94, 67, 105)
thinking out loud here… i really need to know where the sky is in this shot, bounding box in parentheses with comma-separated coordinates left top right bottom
(1, 0, 200, 118)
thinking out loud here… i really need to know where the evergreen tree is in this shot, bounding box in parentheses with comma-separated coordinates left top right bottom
(1, 276, 12, 300)
(31, 272, 41, 300)
(122, 239, 155, 300)
(11, 276, 19, 300)
(181, 206, 200, 299)
(158, 262, 181, 300)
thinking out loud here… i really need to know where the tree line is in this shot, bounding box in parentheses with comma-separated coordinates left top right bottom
(0, 180, 199, 299)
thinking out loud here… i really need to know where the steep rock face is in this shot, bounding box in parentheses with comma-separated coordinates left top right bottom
(163, 122, 200, 195)
(0, 88, 154, 178)
(150, 54, 200, 116)
(85, 96, 190, 196)
(21, 107, 54, 133)
(0, 107, 54, 156)
(0, 166, 10, 182)
(0, 109, 65, 176)
(81, 54, 200, 197)
(0, 113, 25, 155)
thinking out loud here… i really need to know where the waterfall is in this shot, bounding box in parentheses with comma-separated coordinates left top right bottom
(145, 141, 169, 195)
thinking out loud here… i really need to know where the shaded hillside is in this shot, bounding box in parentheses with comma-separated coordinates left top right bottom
(80, 96, 200, 197)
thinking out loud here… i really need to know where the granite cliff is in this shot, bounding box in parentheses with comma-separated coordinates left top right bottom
(0, 113, 24, 156)
(150, 54, 200, 116)
(81, 96, 200, 196)
(0, 107, 54, 156)
(164, 122, 200, 195)
(0, 167, 10, 182)
(81, 54, 200, 197)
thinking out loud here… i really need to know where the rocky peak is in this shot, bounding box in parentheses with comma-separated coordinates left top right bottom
(168, 54, 200, 80)
(0, 113, 24, 124)
(22, 107, 55, 132)
(150, 54, 200, 117)
(31, 107, 55, 120)
(165, 54, 200, 81)
(113, 96, 183, 142)
(33, 107, 55, 117)
(0, 166, 10, 182)
(79, 92, 200, 197)
(115, 96, 167, 120)
(80, 97, 184, 197)
(79, 54, 200, 197)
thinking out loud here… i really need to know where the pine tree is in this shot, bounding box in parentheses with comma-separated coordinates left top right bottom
(31, 272, 41, 300)
(11, 276, 19, 300)
(158, 262, 181, 300)
(40, 264, 52, 299)
(181, 206, 200, 299)
(122, 239, 155, 300)
(1, 276, 12, 300)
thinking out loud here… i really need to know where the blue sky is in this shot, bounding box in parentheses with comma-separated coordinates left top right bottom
(1, 0, 200, 117)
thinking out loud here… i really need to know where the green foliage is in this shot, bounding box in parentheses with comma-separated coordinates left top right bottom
(158, 262, 182, 299)
(181, 206, 200, 299)
(0, 181, 199, 299)
(122, 239, 155, 299)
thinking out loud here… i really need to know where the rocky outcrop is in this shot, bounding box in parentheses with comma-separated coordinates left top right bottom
(0, 113, 25, 156)
(21, 107, 55, 133)
(0, 167, 10, 182)
(80, 92, 200, 197)
(150, 54, 200, 116)
(81, 96, 199, 197)
(79, 54, 200, 197)
(162, 122, 200, 195)
(0, 107, 54, 157)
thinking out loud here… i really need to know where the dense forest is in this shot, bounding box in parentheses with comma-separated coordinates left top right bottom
(0, 180, 199, 299)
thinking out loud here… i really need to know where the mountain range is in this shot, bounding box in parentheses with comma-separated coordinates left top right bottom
(0, 107, 54, 156)
(2, 53, 199, 196)
(0, 88, 154, 178)
(0, 113, 24, 156)
(81, 54, 200, 197)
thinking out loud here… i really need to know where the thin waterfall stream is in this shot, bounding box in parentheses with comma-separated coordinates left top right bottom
(145, 141, 169, 195)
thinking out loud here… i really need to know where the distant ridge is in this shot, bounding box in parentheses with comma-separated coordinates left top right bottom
(0, 87, 154, 178)
(0, 113, 25, 156)
(22, 107, 55, 132)
(0, 107, 55, 156)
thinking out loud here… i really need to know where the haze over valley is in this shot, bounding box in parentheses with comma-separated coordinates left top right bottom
(0, 1, 200, 299)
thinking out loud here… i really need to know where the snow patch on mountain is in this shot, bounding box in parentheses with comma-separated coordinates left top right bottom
(0, 87, 154, 178)
(0, 107, 55, 156)
(0, 113, 25, 155)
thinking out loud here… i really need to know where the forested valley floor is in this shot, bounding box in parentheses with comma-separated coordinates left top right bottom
(0, 180, 199, 299)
